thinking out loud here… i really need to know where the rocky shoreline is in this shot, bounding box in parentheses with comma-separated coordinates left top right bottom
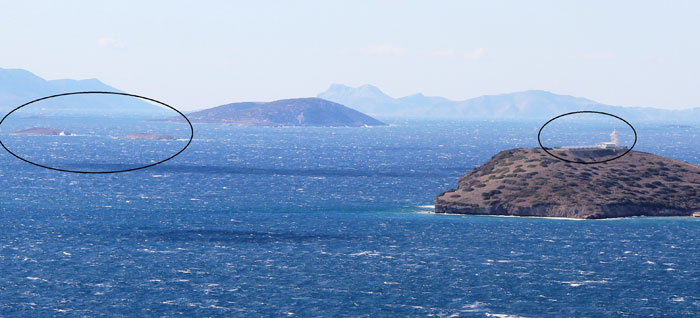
(434, 201, 696, 219)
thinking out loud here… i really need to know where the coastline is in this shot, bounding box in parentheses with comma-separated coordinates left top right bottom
(415, 205, 698, 221)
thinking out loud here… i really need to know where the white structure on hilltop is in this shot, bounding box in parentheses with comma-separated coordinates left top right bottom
(597, 129, 620, 149)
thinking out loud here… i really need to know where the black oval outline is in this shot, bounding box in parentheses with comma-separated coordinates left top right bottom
(537, 110, 637, 164)
(0, 91, 193, 174)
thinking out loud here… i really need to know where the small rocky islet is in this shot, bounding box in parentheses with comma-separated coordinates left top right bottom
(7, 128, 177, 141)
(435, 148, 700, 219)
(8, 127, 71, 136)
(119, 133, 177, 140)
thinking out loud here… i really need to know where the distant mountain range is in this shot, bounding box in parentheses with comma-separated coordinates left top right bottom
(4, 67, 699, 122)
(168, 98, 385, 127)
(318, 84, 700, 121)
(0, 67, 170, 117)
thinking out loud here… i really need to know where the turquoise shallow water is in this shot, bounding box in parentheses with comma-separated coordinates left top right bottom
(0, 120, 698, 316)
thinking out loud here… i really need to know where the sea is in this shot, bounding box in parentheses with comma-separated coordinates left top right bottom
(0, 118, 698, 317)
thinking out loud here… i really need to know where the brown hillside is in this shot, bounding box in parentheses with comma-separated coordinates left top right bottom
(434, 148, 700, 219)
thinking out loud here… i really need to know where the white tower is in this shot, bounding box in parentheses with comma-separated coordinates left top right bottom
(610, 128, 619, 147)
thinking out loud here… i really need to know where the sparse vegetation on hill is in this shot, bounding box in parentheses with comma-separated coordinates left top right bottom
(435, 148, 700, 219)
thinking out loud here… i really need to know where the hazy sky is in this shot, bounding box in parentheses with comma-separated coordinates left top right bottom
(2, 0, 698, 110)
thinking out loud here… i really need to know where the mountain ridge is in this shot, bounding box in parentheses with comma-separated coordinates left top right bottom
(0, 67, 170, 116)
(318, 84, 700, 120)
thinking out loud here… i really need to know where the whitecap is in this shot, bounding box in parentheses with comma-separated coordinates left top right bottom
(349, 250, 380, 257)
(460, 301, 488, 313)
(670, 297, 684, 302)
(485, 313, 527, 318)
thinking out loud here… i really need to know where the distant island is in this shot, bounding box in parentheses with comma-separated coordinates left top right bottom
(9, 127, 70, 136)
(120, 133, 177, 140)
(162, 97, 386, 127)
(435, 148, 700, 219)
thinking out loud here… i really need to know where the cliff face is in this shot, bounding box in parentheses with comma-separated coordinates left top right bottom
(434, 148, 700, 219)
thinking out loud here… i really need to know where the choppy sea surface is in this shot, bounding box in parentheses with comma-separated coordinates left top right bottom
(0, 119, 698, 317)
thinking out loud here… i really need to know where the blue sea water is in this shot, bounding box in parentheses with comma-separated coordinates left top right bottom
(0, 119, 698, 317)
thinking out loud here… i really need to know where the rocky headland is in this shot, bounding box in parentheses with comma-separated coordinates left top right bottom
(435, 148, 700, 219)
